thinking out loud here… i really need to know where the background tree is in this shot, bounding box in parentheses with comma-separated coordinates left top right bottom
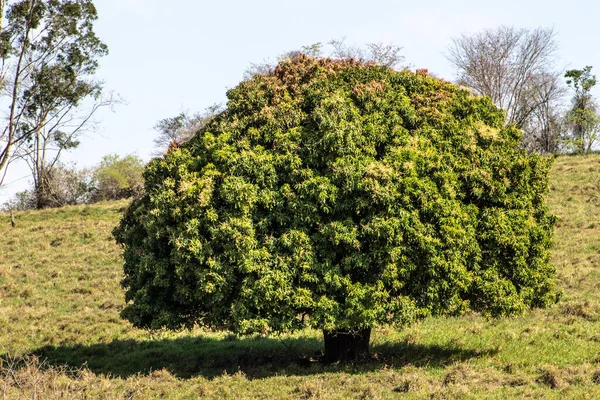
(15, 93, 118, 208)
(244, 43, 324, 80)
(1, 162, 93, 210)
(0, 0, 110, 208)
(1, 153, 144, 210)
(520, 72, 566, 154)
(153, 105, 222, 154)
(1, 186, 35, 211)
(114, 56, 558, 363)
(328, 38, 404, 69)
(447, 26, 565, 152)
(564, 66, 600, 153)
(36, 162, 94, 207)
(91, 153, 144, 202)
(244, 39, 405, 80)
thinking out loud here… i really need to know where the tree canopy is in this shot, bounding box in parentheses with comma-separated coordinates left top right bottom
(114, 55, 558, 361)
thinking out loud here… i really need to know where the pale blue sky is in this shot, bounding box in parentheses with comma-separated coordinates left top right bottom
(1, 0, 598, 201)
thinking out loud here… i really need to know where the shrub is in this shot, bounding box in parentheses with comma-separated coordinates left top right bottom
(2, 163, 93, 211)
(114, 55, 558, 362)
(2, 189, 36, 211)
(92, 154, 144, 202)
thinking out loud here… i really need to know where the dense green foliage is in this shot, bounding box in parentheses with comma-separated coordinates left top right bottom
(92, 154, 145, 202)
(114, 56, 558, 335)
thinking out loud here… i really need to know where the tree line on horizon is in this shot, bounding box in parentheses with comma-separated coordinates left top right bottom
(1, 153, 145, 211)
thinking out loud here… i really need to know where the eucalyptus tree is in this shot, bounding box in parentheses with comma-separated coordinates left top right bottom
(564, 66, 599, 153)
(0, 0, 109, 208)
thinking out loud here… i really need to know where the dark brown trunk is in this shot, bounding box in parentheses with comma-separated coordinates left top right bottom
(35, 171, 58, 209)
(36, 180, 53, 209)
(322, 328, 371, 363)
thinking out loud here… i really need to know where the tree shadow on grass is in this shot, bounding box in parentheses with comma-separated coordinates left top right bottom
(23, 335, 497, 380)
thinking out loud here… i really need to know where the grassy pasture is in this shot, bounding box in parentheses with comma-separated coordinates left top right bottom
(2, 154, 600, 398)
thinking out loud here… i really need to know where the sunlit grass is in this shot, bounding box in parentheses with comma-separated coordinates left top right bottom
(2, 155, 600, 398)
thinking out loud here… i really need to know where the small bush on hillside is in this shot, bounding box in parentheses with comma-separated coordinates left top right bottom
(2, 189, 36, 211)
(41, 164, 95, 208)
(91, 154, 144, 202)
(2, 155, 145, 211)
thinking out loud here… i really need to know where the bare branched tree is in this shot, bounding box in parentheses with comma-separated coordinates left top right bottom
(447, 26, 565, 152)
(243, 59, 277, 80)
(153, 104, 222, 154)
(244, 43, 324, 80)
(329, 38, 405, 69)
(520, 72, 567, 153)
(244, 39, 405, 80)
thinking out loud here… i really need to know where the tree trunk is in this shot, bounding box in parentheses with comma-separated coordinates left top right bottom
(35, 171, 56, 209)
(322, 328, 371, 363)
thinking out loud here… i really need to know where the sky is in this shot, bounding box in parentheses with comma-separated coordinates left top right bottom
(1, 0, 599, 202)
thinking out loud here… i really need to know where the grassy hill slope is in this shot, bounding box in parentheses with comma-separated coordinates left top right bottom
(2, 154, 600, 399)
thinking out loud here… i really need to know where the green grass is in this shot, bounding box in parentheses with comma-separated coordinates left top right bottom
(2, 155, 600, 398)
